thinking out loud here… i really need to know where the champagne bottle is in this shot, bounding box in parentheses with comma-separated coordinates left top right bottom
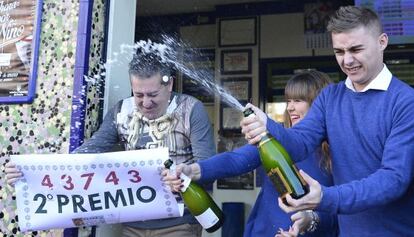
(164, 159, 224, 233)
(243, 108, 309, 202)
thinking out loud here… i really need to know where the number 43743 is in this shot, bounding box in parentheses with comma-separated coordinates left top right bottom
(40, 170, 142, 191)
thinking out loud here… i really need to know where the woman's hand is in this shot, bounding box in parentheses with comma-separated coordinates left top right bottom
(275, 210, 317, 237)
(275, 226, 298, 237)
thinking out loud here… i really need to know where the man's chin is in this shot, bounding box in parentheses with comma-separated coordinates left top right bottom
(143, 115, 155, 120)
(142, 113, 159, 120)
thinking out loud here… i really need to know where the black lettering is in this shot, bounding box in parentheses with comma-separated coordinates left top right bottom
(136, 186, 156, 203)
(34, 194, 47, 214)
(127, 187, 135, 205)
(57, 195, 69, 213)
(104, 189, 127, 209)
(72, 195, 87, 213)
(89, 193, 103, 211)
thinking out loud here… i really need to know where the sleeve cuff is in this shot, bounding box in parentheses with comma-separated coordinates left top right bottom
(317, 185, 339, 215)
(198, 159, 215, 182)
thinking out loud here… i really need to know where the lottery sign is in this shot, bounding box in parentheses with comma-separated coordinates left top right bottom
(12, 148, 183, 232)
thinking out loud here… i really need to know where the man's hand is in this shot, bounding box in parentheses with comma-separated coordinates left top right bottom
(161, 163, 201, 192)
(5, 162, 23, 186)
(240, 103, 268, 145)
(279, 170, 323, 213)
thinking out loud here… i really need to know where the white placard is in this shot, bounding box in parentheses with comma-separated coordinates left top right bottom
(12, 148, 183, 232)
(0, 53, 12, 66)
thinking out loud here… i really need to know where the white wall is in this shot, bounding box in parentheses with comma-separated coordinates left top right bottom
(261, 13, 312, 58)
(103, 0, 136, 116)
(260, 13, 334, 58)
(180, 24, 217, 48)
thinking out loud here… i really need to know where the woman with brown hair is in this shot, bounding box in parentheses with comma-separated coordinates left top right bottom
(276, 70, 334, 236)
(283, 70, 332, 173)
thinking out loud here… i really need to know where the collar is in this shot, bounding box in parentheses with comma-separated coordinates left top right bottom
(166, 94, 177, 115)
(345, 64, 392, 92)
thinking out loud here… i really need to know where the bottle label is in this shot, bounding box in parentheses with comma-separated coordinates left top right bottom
(179, 173, 191, 192)
(268, 167, 292, 195)
(195, 207, 219, 229)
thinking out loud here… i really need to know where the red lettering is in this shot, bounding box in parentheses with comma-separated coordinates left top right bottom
(128, 170, 142, 183)
(41, 175, 53, 189)
(105, 171, 119, 185)
(80, 173, 95, 190)
(61, 174, 74, 190)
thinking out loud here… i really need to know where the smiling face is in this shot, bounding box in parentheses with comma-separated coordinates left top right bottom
(286, 99, 310, 126)
(283, 70, 332, 128)
(131, 72, 173, 120)
(332, 26, 388, 91)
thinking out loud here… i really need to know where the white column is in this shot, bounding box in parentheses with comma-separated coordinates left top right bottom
(103, 0, 136, 116)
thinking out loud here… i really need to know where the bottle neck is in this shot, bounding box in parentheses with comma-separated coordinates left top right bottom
(258, 132, 271, 146)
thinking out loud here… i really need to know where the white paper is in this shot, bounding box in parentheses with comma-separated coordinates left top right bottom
(0, 53, 12, 66)
(12, 148, 184, 232)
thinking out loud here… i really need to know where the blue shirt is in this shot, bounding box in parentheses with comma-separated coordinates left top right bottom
(267, 76, 414, 236)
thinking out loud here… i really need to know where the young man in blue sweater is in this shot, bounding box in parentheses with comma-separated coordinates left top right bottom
(243, 6, 414, 237)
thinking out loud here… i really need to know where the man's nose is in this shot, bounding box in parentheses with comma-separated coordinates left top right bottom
(142, 96, 153, 107)
(344, 51, 354, 65)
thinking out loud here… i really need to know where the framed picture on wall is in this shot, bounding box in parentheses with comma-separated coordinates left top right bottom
(0, 0, 43, 104)
(219, 77, 251, 132)
(221, 77, 251, 101)
(220, 49, 252, 75)
(219, 17, 257, 47)
(220, 106, 244, 131)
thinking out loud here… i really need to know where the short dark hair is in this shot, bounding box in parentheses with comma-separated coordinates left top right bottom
(327, 6, 383, 35)
(128, 49, 171, 79)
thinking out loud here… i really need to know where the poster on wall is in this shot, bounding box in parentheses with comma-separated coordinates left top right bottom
(303, 2, 336, 49)
(0, 0, 43, 103)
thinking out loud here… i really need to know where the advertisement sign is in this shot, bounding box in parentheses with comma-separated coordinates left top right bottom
(0, 0, 42, 103)
(12, 148, 183, 232)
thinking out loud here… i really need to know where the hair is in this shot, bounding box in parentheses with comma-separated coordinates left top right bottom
(327, 6, 383, 36)
(128, 50, 172, 84)
(283, 70, 332, 172)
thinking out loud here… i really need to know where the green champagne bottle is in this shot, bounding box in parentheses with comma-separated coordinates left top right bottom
(164, 159, 224, 233)
(243, 108, 309, 202)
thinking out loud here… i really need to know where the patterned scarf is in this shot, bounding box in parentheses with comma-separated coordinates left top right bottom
(126, 110, 173, 150)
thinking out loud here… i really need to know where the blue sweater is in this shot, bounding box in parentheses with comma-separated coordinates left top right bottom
(199, 145, 337, 237)
(266, 77, 414, 236)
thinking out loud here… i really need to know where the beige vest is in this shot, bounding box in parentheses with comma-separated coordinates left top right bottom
(116, 94, 197, 165)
